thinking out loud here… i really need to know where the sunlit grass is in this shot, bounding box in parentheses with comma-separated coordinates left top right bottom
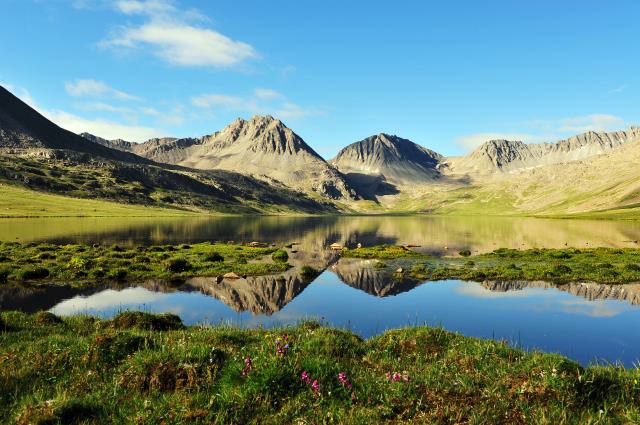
(2, 311, 640, 424)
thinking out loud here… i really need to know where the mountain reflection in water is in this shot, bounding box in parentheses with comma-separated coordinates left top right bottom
(2, 215, 640, 256)
(4, 257, 640, 366)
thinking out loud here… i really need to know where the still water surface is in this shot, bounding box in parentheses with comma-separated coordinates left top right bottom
(2, 215, 640, 366)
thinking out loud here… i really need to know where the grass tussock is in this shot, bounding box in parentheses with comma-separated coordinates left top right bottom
(1, 311, 640, 424)
(0, 241, 291, 287)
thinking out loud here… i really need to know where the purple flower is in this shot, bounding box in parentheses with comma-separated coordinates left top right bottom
(301, 371, 311, 384)
(311, 380, 320, 394)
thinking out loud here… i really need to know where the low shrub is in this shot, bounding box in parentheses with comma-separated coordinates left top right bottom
(117, 349, 224, 392)
(203, 252, 224, 262)
(109, 311, 184, 331)
(165, 257, 190, 273)
(17, 267, 50, 281)
(34, 311, 63, 325)
(106, 269, 127, 281)
(300, 265, 318, 277)
(89, 332, 148, 365)
(271, 249, 289, 262)
(624, 263, 640, 272)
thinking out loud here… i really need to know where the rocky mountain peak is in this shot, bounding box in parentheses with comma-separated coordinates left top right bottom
(331, 133, 442, 184)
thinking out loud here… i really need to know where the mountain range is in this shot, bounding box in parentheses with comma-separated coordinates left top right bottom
(1, 84, 640, 216)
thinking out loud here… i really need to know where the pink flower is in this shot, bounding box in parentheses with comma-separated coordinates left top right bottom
(385, 371, 409, 383)
(301, 371, 311, 384)
(311, 380, 320, 394)
(338, 372, 353, 389)
(241, 356, 252, 377)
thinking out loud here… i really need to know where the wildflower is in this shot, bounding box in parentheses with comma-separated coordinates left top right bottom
(241, 356, 252, 377)
(338, 372, 353, 389)
(301, 371, 311, 385)
(386, 371, 408, 383)
(275, 337, 290, 357)
(311, 380, 320, 395)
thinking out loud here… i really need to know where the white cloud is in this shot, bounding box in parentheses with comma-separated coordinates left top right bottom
(191, 94, 252, 110)
(456, 113, 628, 152)
(45, 109, 164, 142)
(191, 89, 320, 121)
(254, 88, 282, 100)
(1, 82, 38, 109)
(101, 0, 258, 68)
(556, 114, 625, 134)
(78, 101, 133, 113)
(65, 79, 141, 101)
(3, 81, 171, 142)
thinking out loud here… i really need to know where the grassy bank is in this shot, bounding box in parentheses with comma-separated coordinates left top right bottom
(0, 311, 639, 424)
(342, 245, 640, 284)
(0, 184, 194, 218)
(0, 242, 291, 287)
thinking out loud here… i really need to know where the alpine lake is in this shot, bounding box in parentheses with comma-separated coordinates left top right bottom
(3, 215, 640, 367)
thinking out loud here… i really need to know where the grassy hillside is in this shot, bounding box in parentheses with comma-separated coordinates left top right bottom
(0, 184, 191, 217)
(0, 153, 339, 215)
(2, 311, 639, 424)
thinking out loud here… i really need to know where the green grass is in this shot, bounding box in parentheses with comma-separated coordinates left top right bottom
(1, 311, 639, 424)
(0, 241, 290, 287)
(343, 245, 640, 284)
(342, 245, 430, 260)
(0, 184, 194, 217)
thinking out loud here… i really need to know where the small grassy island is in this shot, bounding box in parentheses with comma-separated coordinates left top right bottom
(343, 245, 640, 285)
(1, 311, 639, 424)
(0, 242, 291, 287)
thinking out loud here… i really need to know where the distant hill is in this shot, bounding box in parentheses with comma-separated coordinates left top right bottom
(445, 128, 640, 175)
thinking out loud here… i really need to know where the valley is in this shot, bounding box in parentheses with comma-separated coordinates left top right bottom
(1, 85, 639, 218)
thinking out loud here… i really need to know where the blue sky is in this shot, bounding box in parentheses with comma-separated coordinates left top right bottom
(1, 0, 638, 157)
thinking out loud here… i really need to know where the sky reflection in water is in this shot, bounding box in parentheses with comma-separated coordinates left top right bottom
(50, 271, 640, 367)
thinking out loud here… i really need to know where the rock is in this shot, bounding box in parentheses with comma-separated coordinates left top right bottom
(223, 272, 241, 279)
(330, 243, 343, 250)
(357, 243, 362, 248)
(395, 267, 404, 273)
(248, 241, 267, 248)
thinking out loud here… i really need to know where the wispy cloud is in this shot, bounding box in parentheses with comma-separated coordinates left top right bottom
(65, 79, 141, 101)
(456, 113, 627, 152)
(558, 114, 625, 133)
(191, 88, 321, 120)
(46, 109, 164, 141)
(101, 0, 258, 68)
(608, 85, 627, 94)
(2, 82, 165, 142)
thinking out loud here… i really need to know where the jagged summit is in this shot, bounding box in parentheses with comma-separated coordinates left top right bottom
(200, 115, 324, 160)
(331, 133, 443, 184)
(448, 127, 640, 175)
(83, 114, 358, 201)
